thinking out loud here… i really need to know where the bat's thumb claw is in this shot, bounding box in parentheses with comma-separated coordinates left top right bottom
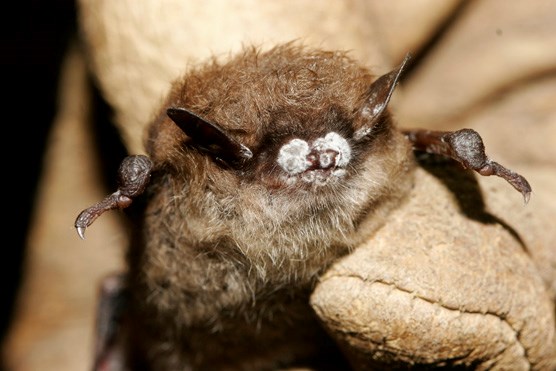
(523, 190, 531, 205)
(76, 226, 87, 240)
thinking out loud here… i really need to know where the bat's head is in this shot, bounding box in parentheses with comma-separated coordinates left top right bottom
(152, 44, 411, 189)
(147, 44, 415, 253)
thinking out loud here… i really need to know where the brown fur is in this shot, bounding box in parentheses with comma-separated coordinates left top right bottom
(126, 43, 415, 370)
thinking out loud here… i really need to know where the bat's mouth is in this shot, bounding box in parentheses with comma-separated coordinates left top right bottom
(277, 132, 351, 186)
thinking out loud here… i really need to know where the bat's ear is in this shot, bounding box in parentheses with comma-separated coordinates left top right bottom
(354, 54, 411, 140)
(167, 107, 253, 167)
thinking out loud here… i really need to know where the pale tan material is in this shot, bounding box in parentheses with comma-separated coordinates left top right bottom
(396, 0, 556, 130)
(311, 166, 556, 370)
(4, 0, 556, 369)
(364, 0, 463, 62)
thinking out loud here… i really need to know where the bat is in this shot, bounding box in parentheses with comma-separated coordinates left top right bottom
(75, 43, 531, 370)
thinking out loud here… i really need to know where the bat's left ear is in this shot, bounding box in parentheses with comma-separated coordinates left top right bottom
(354, 54, 411, 140)
(167, 107, 253, 168)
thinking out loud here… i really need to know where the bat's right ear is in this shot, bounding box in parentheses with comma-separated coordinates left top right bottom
(353, 54, 411, 140)
(167, 107, 253, 167)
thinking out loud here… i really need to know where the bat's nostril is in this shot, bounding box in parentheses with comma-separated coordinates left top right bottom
(312, 132, 351, 168)
(306, 149, 338, 170)
(318, 149, 338, 169)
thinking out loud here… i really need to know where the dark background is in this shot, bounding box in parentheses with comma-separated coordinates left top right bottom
(2, 1, 127, 369)
(0, 0, 75, 346)
(2, 0, 76, 350)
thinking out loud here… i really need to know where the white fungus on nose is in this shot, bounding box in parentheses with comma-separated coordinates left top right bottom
(277, 132, 351, 176)
(312, 132, 351, 167)
(277, 138, 311, 174)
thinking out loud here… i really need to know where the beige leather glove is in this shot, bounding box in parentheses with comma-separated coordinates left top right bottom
(311, 164, 556, 369)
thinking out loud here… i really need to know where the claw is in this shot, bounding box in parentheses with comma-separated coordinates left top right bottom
(77, 226, 86, 240)
(523, 191, 531, 205)
(478, 160, 532, 204)
(74, 194, 116, 239)
(74, 155, 153, 239)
